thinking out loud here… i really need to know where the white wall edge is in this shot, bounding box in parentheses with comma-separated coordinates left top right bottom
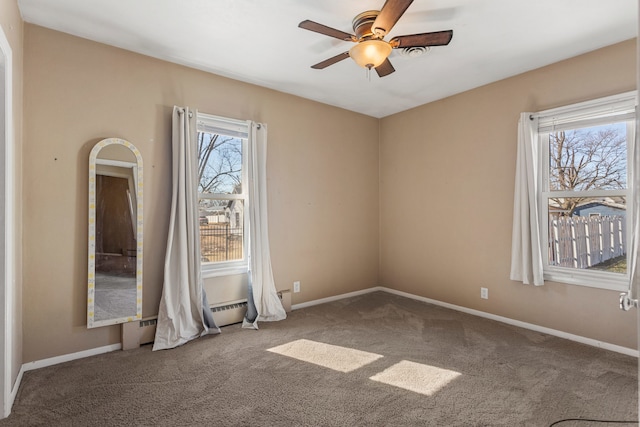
(293, 286, 638, 358)
(22, 344, 122, 372)
(0, 23, 14, 420)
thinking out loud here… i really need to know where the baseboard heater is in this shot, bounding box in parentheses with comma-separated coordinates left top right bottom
(122, 290, 291, 350)
(211, 299, 248, 327)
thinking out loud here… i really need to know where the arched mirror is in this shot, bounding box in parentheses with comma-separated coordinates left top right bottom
(88, 138, 143, 328)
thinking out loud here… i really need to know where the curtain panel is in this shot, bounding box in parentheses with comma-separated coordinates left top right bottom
(243, 122, 287, 329)
(623, 106, 640, 307)
(510, 113, 545, 286)
(153, 106, 219, 351)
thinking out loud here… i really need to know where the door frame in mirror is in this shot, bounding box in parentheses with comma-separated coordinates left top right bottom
(87, 138, 143, 328)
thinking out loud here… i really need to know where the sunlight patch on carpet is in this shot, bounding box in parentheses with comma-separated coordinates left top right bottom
(267, 339, 383, 373)
(369, 360, 461, 396)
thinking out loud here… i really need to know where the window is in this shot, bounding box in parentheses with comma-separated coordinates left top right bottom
(536, 92, 636, 290)
(197, 113, 249, 277)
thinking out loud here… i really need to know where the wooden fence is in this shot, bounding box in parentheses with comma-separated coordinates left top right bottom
(548, 215, 626, 269)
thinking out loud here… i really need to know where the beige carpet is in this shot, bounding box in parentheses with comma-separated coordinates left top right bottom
(1, 291, 638, 426)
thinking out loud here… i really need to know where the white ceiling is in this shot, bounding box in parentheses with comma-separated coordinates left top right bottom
(17, 0, 638, 118)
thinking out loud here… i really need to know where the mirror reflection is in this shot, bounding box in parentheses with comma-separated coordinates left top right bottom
(88, 138, 143, 328)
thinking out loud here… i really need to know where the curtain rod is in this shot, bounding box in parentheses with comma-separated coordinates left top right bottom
(527, 91, 636, 122)
(182, 107, 262, 128)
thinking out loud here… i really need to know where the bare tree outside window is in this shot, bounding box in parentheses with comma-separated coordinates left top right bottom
(197, 132, 243, 195)
(549, 123, 627, 216)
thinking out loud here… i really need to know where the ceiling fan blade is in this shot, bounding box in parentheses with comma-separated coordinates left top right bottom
(375, 58, 396, 77)
(390, 30, 453, 48)
(311, 52, 350, 69)
(299, 20, 355, 42)
(371, 0, 414, 36)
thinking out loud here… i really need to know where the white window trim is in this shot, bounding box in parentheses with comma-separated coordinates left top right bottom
(197, 113, 249, 278)
(533, 91, 637, 291)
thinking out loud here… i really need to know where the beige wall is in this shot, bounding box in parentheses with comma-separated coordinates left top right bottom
(22, 25, 380, 362)
(0, 0, 24, 392)
(380, 39, 638, 349)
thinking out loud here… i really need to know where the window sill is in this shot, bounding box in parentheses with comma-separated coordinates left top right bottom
(543, 268, 628, 292)
(202, 263, 248, 279)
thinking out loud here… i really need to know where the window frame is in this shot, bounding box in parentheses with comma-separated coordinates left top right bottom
(535, 91, 636, 291)
(196, 113, 249, 278)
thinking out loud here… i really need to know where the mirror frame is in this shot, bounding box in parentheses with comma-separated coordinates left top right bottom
(87, 138, 143, 328)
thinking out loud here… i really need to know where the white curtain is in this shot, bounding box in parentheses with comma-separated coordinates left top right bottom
(622, 106, 640, 308)
(153, 106, 219, 351)
(510, 113, 545, 286)
(242, 122, 287, 329)
(624, 32, 640, 309)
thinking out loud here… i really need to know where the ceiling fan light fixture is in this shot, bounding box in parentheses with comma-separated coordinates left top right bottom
(349, 39, 392, 69)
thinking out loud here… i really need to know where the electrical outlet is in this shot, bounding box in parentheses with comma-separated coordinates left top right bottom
(481, 287, 488, 299)
(293, 281, 301, 293)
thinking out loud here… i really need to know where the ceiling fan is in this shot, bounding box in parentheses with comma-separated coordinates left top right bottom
(298, 0, 453, 77)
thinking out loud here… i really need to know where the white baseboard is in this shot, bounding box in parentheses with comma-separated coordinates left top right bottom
(22, 343, 122, 372)
(7, 365, 24, 416)
(291, 287, 384, 311)
(292, 286, 639, 358)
